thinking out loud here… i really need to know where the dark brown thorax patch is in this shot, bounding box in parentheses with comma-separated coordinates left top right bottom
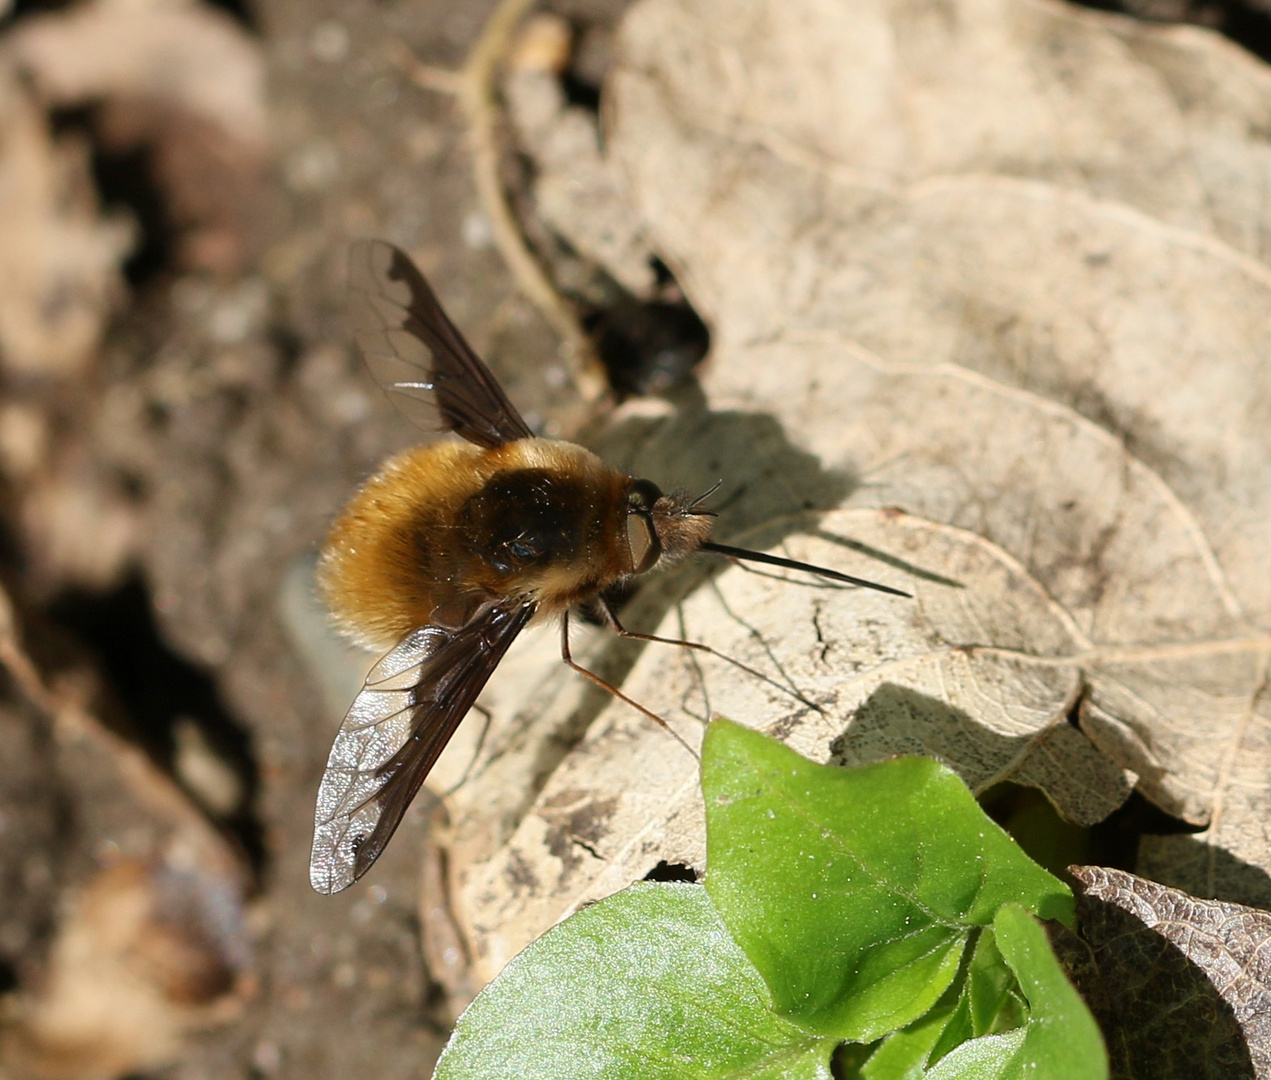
(459, 468, 594, 575)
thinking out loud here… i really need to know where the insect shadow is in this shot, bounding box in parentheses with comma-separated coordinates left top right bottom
(465, 377, 868, 806)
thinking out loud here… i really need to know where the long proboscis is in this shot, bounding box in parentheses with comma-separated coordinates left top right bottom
(699, 541, 912, 598)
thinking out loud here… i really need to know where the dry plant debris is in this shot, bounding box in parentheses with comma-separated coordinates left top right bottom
(0, 584, 252, 1078)
(394, 0, 604, 395)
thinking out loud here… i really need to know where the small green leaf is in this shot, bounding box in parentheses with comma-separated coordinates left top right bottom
(863, 930, 1023, 1078)
(924, 905, 1107, 1079)
(928, 931, 1021, 1065)
(860, 1004, 958, 1079)
(702, 720, 1072, 1041)
(432, 882, 836, 1080)
(966, 933, 1023, 1037)
(922, 1030, 1028, 1079)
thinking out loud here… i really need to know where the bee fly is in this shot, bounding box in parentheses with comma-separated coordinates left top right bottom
(310, 241, 909, 894)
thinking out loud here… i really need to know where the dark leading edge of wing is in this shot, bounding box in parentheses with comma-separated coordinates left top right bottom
(310, 601, 535, 894)
(347, 240, 534, 449)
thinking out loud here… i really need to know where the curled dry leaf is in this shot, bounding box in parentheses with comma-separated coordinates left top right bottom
(1056, 865, 1271, 1079)
(622, 0, 1271, 890)
(435, 0, 1271, 982)
(450, 329, 1266, 976)
(0, 66, 132, 377)
(8, 0, 267, 273)
(7, 0, 266, 146)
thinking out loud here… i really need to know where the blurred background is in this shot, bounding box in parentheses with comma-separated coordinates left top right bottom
(0, 0, 1266, 1075)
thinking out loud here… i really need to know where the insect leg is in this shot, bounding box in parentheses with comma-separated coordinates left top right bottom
(596, 595, 823, 714)
(559, 611, 699, 759)
(442, 702, 493, 796)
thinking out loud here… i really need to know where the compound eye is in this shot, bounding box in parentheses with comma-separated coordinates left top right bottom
(626, 513, 662, 575)
(627, 478, 663, 511)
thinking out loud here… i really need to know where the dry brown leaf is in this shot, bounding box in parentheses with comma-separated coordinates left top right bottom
(604, 0, 1271, 900)
(1056, 865, 1271, 1079)
(453, 340, 1263, 976)
(439, 0, 1271, 981)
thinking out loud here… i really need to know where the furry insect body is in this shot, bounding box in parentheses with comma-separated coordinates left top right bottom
(319, 436, 714, 647)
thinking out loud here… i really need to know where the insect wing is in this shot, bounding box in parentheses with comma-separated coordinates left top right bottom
(348, 240, 534, 448)
(310, 601, 534, 893)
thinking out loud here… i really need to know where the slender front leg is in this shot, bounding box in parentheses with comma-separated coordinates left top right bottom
(596, 595, 822, 714)
(559, 610, 698, 758)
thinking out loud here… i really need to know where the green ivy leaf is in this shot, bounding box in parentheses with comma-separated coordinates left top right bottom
(701, 720, 1072, 1040)
(923, 905, 1107, 1079)
(432, 882, 836, 1080)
